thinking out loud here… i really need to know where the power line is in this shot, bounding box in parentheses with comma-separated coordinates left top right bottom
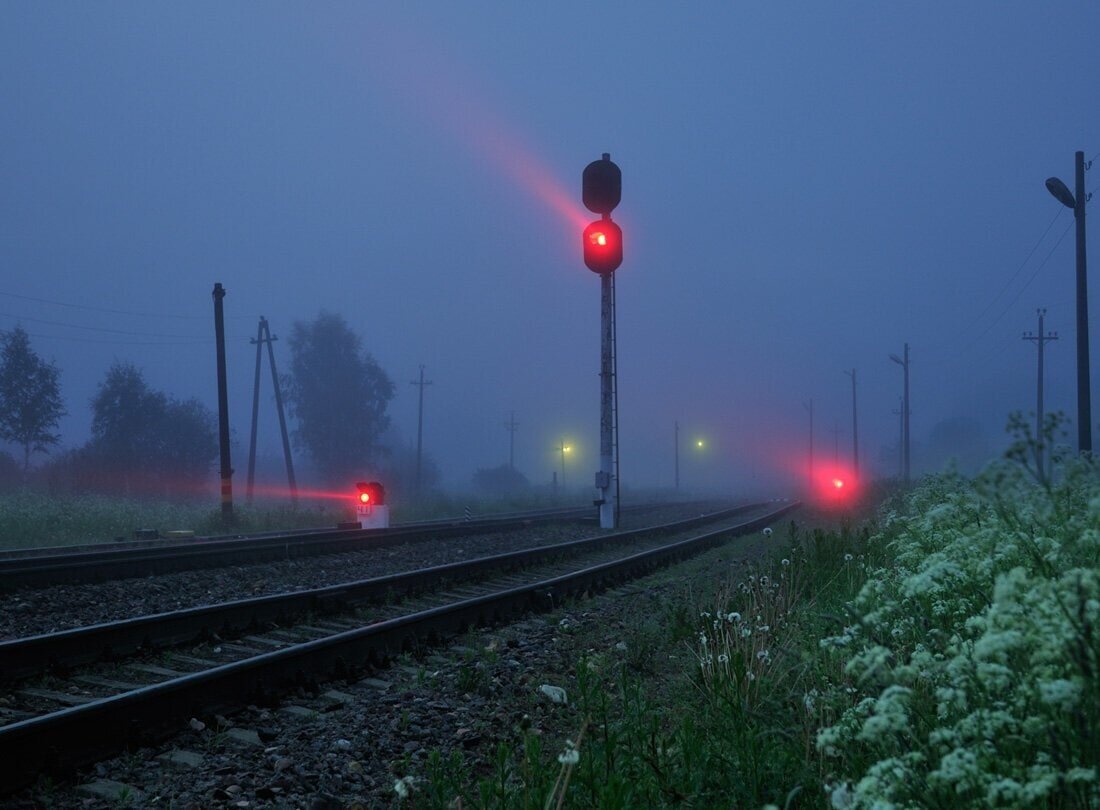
(958, 208, 1064, 340)
(0, 311, 212, 340)
(0, 289, 247, 321)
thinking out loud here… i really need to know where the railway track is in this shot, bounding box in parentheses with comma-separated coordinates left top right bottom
(0, 500, 795, 793)
(0, 501, 681, 592)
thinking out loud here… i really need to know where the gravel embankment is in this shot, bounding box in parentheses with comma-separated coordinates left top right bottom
(4, 510, 785, 809)
(0, 503, 731, 640)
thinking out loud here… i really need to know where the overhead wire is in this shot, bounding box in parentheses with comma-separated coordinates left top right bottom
(0, 311, 213, 340)
(0, 290, 251, 321)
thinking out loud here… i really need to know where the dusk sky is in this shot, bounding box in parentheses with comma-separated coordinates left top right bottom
(2, 3, 1099, 494)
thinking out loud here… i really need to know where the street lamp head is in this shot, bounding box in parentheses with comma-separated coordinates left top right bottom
(889, 354, 903, 365)
(1045, 177, 1076, 209)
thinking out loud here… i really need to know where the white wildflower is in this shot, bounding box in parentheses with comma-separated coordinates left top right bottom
(393, 775, 415, 798)
(557, 739, 580, 765)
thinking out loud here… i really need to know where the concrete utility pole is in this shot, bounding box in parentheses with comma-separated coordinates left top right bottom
(212, 283, 233, 522)
(890, 344, 911, 484)
(674, 420, 680, 491)
(803, 399, 814, 486)
(504, 411, 519, 470)
(410, 365, 432, 498)
(1023, 309, 1058, 476)
(843, 368, 859, 480)
(1045, 151, 1092, 454)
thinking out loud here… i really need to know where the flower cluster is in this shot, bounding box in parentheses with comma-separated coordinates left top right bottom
(816, 462, 1100, 807)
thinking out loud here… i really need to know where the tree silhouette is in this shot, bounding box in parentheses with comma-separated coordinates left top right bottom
(88, 362, 217, 496)
(283, 311, 395, 485)
(0, 326, 64, 479)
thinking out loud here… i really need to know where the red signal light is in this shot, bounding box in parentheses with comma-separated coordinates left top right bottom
(833, 478, 844, 489)
(583, 218, 623, 274)
(355, 481, 385, 507)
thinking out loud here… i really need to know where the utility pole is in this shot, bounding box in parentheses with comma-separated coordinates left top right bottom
(803, 399, 814, 487)
(890, 344, 911, 484)
(1023, 309, 1058, 476)
(892, 397, 904, 479)
(211, 283, 233, 522)
(247, 318, 264, 503)
(674, 420, 680, 491)
(246, 317, 297, 503)
(1045, 151, 1092, 454)
(504, 411, 519, 470)
(844, 368, 859, 480)
(410, 365, 432, 498)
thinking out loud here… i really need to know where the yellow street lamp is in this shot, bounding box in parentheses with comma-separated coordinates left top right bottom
(558, 440, 572, 488)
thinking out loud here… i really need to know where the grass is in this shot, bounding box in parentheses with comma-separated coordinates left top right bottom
(391, 424, 1098, 808)
(0, 489, 614, 550)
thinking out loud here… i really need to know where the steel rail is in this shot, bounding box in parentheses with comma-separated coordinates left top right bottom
(0, 503, 637, 591)
(0, 501, 796, 792)
(0, 503, 763, 681)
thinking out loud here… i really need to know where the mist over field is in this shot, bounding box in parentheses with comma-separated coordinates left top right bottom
(1, 4, 1098, 503)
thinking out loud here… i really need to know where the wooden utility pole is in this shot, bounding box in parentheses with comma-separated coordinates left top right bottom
(504, 411, 519, 470)
(212, 283, 233, 522)
(891, 344, 911, 484)
(843, 368, 859, 480)
(246, 317, 297, 503)
(410, 365, 432, 497)
(1023, 309, 1058, 476)
(803, 399, 814, 486)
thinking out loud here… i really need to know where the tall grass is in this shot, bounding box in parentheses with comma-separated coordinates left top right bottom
(408, 425, 1098, 808)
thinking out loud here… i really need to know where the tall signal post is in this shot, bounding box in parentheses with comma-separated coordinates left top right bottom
(582, 153, 623, 529)
(1023, 309, 1058, 476)
(1045, 151, 1092, 454)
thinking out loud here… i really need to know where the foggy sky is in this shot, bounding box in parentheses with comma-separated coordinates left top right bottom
(2, 3, 1099, 494)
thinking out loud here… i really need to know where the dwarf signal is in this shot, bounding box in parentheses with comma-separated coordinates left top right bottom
(354, 481, 389, 529)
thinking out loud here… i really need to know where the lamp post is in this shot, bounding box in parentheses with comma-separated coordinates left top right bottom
(890, 344, 911, 484)
(1046, 151, 1091, 454)
(558, 440, 572, 490)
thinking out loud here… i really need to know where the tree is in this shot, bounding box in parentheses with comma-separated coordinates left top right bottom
(87, 362, 217, 496)
(0, 326, 65, 477)
(472, 464, 530, 495)
(283, 312, 395, 485)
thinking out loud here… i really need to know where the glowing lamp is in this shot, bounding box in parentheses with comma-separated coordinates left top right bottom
(833, 478, 844, 489)
(583, 218, 623, 274)
(355, 481, 386, 507)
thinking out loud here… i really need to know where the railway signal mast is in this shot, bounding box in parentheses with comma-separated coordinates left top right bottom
(582, 153, 623, 529)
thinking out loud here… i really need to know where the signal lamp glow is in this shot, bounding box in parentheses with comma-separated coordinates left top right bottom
(833, 478, 844, 489)
(359, 492, 371, 504)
